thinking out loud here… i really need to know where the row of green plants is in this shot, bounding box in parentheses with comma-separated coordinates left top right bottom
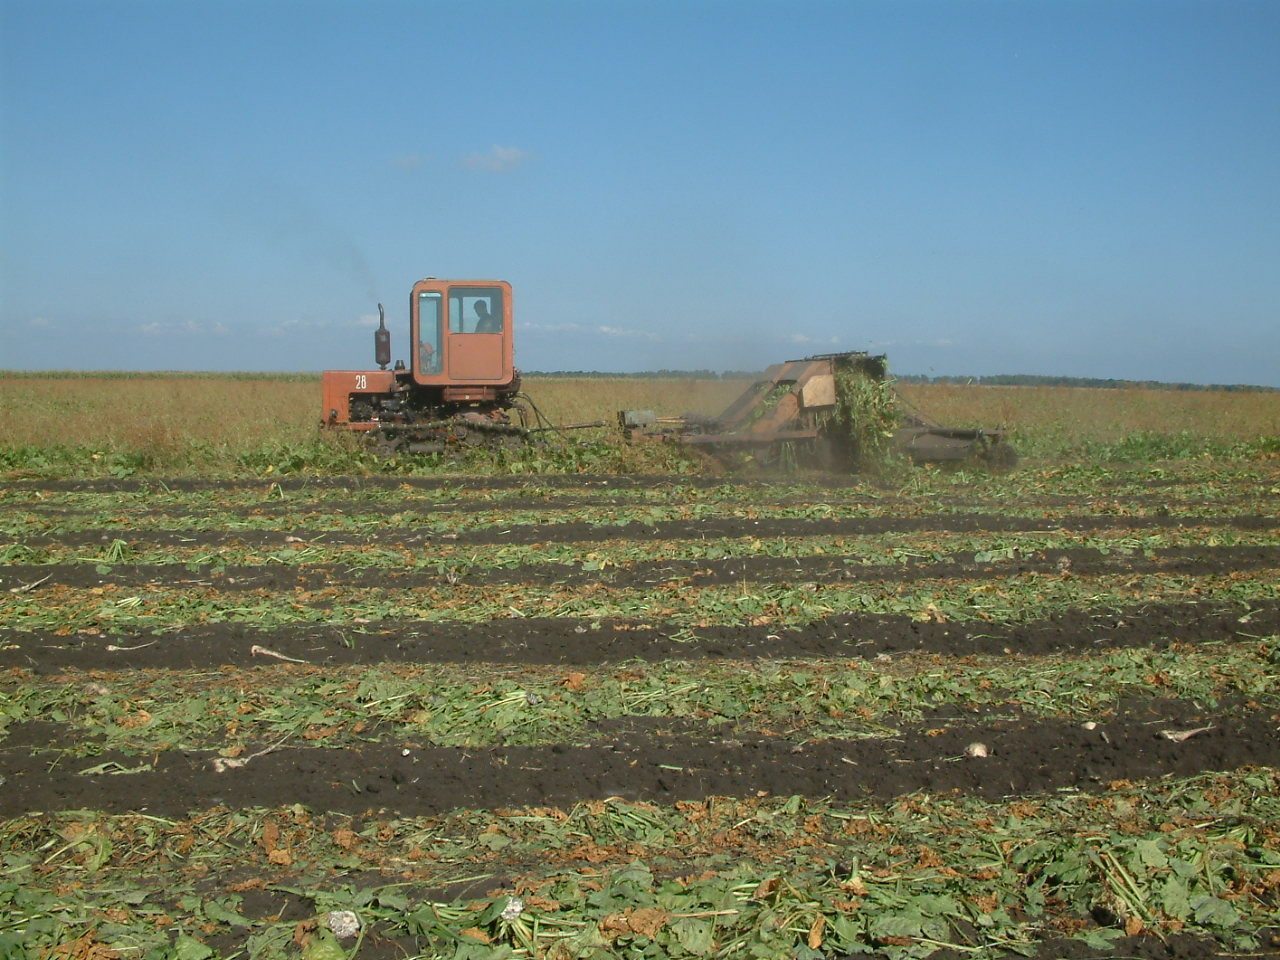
(7, 486, 1273, 538)
(4, 457, 1273, 519)
(5, 457, 1274, 503)
(2, 566, 1276, 633)
(3, 768, 1278, 959)
(4, 526, 1271, 570)
(0, 434, 701, 480)
(1, 428, 1278, 480)
(5, 641, 1278, 754)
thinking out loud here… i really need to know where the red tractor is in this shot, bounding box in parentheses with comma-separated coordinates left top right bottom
(321, 278, 528, 454)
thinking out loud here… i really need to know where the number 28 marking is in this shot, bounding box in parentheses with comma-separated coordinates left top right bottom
(355, 375, 368, 390)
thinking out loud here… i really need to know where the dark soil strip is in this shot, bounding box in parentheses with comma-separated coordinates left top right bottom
(3, 545, 1278, 595)
(13, 512, 1276, 551)
(4, 598, 1276, 672)
(2, 702, 1276, 818)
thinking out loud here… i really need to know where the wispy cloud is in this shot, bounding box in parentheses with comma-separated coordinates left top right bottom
(785, 332, 839, 346)
(260, 317, 351, 338)
(523, 321, 657, 341)
(597, 324, 658, 341)
(126, 315, 381, 340)
(390, 153, 426, 171)
(461, 145, 528, 173)
(136, 320, 229, 336)
(671, 328, 840, 348)
(869, 338, 955, 349)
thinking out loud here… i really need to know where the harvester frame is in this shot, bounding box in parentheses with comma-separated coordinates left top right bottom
(619, 351, 1016, 471)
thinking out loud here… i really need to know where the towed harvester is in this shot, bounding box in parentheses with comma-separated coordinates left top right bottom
(619, 351, 1017, 471)
(323, 278, 1016, 469)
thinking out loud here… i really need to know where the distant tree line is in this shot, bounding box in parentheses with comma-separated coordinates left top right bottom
(525, 369, 755, 380)
(0, 370, 319, 381)
(526, 370, 1275, 390)
(893, 373, 1276, 392)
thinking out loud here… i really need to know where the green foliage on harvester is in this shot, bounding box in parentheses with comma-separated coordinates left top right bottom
(829, 357, 901, 470)
(743, 382, 793, 428)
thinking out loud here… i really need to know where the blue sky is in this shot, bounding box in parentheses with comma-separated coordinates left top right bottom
(2, 0, 1277, 384)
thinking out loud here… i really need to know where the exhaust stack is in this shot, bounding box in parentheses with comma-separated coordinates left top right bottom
(374, 302, 391, 370)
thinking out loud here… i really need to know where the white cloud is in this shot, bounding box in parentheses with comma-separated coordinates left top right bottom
(597, 324, 658, 341)
(522, 322, 583, 334)
(461, 145, 528, 173)
(30, 316, 49, 327)
(786, 332, 839, 346)
(135, 319, 229, 336)
(261, 317, 346, 338)
(523, 321, 657, 341)
(868, 338, 954, 350)
(390, 152, 426, 171)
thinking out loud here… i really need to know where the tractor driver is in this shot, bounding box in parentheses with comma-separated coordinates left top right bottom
(418, 339, 438, 373)
(474, 300, 501, 333)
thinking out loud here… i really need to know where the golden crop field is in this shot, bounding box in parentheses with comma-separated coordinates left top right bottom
(0, 371, 1277, 476)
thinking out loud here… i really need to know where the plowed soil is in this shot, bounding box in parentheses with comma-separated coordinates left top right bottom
(5, 700, 1278, 819)
(3, 468, 1279, 959)
(5, 598, 1277, 671)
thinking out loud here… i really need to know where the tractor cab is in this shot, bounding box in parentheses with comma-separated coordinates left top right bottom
(411, 278, 514, 390)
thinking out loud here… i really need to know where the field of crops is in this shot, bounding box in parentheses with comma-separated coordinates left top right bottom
(1, 375, 1279, 960)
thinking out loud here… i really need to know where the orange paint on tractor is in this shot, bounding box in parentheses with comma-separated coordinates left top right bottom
(321, 369, 397, 429)
(321, 278, 525, 453)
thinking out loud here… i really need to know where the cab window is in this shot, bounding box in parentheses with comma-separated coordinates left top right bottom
(449, 287, 504, 334)
(417, 291, 442, 373)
